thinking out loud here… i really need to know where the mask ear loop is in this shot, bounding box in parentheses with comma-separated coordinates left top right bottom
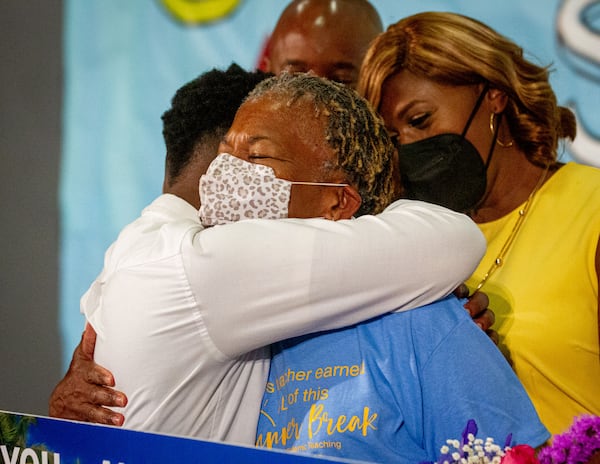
(459, 83, 498, 170)
(463, 84, 496, 216)
(485, 111, 501, 170)
(460, 83, 489, 138)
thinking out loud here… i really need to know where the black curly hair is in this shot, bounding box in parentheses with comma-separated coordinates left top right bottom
(162, 63, 271, 185)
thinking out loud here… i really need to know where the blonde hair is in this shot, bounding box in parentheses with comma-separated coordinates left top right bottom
(358, 11, 576, 166)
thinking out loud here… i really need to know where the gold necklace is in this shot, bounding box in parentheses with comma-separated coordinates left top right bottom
(474, 165, 549, 291)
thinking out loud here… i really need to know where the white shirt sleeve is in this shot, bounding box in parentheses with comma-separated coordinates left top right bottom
(182, 199, 486, 357)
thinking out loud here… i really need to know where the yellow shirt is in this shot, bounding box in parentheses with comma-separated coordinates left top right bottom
(467, 163, 600, 435)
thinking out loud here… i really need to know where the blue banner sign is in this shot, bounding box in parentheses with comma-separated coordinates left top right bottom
(0, 410, 365, 464)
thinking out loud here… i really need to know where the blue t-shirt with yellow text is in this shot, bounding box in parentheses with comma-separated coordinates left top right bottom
(256, 295, 549, 463)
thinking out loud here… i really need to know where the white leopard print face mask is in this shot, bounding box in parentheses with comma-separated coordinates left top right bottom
(198, 153, 347, 226)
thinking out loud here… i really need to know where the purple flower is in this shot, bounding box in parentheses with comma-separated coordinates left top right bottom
(538, 415, 600, 464)
(462, 419, 478, 447)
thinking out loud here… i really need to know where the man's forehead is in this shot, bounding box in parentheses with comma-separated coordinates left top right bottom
(285, 0, 370, 27)
(274, 28, 361, 59)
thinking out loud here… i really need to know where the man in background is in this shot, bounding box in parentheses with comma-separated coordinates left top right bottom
(259, 0, 382, 89)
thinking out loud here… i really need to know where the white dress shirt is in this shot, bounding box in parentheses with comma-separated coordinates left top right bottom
(82, 193, 485, 444)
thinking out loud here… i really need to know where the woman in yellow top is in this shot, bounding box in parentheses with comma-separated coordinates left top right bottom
(358, 11, 600, 435)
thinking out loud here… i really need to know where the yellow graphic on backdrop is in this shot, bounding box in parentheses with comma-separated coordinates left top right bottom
(161, 0, 241, 24)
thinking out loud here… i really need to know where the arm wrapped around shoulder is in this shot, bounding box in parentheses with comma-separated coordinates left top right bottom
(185, 198, 486, 357)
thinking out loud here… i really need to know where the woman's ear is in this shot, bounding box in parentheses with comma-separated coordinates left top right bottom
(487, 88, 508, 113)
(330, 185, 362, 220)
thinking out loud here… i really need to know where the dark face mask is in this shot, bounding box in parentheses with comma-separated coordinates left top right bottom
(397, 85, 496, 213)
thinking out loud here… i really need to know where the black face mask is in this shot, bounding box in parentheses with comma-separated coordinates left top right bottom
(397, 85, 497, 213)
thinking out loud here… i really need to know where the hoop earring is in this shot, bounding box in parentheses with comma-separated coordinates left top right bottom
(490, 112, 514, 148)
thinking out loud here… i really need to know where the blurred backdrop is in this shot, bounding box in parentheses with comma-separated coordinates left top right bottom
(1, 0, 599, 416)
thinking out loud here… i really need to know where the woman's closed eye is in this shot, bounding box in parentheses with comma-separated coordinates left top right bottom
(248, 154, 271, 160)
(249, 153, 290, 164)
(408, 112, 431, 129)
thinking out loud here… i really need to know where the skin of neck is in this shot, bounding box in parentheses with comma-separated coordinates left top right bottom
(471, 145, 553, 223)
(162, 140, 221, 210)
